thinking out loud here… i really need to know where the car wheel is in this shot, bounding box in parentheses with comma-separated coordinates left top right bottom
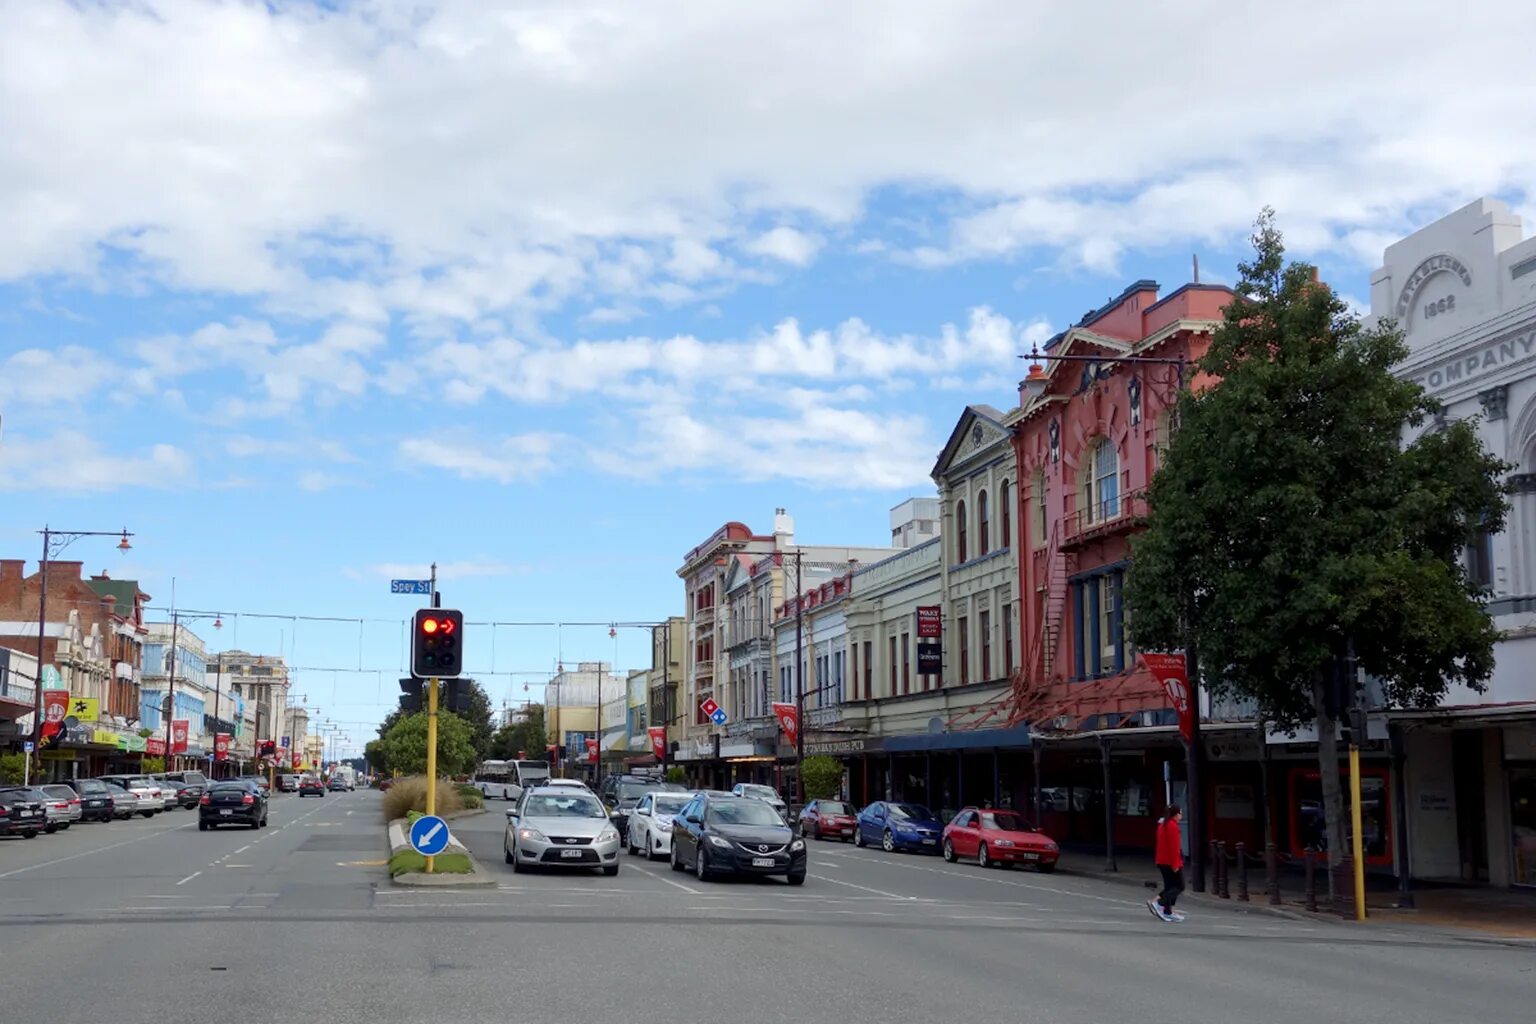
(852, 827, 865, 848)
(602, 863, 619, 877)
(978, 843, 992, 868)
(511, 850, 526, 873)
(59, 822, 71, 831)
(199, 821, 209, 831)
(504, 840, 514, 865)
(627, 832, 638, 856)
(44, 824, 57, 834)
(141, 811, 155, 818)
(882, 830, 895, 853)
(1037, 862, 1057, 874)
(787, 872, 806, 886)
(670, 845, 684, 873)
(942, 838, 957, 862)
(695, 847, 711, 882)
(260, 816, 269, 827)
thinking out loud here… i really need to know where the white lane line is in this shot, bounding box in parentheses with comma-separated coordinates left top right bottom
(233, 845, 251, 855)
(812, 847, 1134, 906)
(176, 872, 202, 886)
(808, 874, 917, 900)
(625, 860, 703, 894)
(0, 819, 193, 881)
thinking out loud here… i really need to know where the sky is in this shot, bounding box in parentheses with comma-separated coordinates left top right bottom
(3, 1, 1535, 757)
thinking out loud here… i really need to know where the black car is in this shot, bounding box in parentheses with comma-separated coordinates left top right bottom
(670, 792, 806, 884)
(62, 778, 117, 822)
(0, 787, 46, 839)
(600, 775, 664, 838)
(154, 777, 201, 809)
(199, 780, 268, 830)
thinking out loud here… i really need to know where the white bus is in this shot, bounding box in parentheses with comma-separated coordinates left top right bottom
(472, 759, 551, 800)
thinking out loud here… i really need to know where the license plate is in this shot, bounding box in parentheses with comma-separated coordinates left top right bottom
(220, 809, 232, 816)
(18, 810, 36, 818)
(752, 857, 775, 867)
(922, 838, 936, 845)
(560, 848, 584, 859)
(1020, 851, 1038, 860)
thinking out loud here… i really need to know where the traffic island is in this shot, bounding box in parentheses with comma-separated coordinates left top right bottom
(386, 816, 497, 887)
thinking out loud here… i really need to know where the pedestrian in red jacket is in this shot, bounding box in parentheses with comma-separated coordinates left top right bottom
(1150, 805, 1185, 922)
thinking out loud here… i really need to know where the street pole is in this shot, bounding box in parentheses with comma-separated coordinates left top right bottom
(1186, 638, 1206, 893)
(30, 528, 49, 788)
(164, 610, 179, 773)
(1349, 738, 1367, 921)
(211, 653, 222, 780)
(425, 675, 440, 874)
(793, 549, 805, 803)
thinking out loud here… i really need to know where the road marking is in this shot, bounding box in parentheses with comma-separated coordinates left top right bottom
(176, 872, 202, 886)
(233, 845, 251, 855)
(0, 818, 192, 880)
(813, 847, 1134, 906)
(808, 874, 916, 900)
(626, 860, 702, 894)
(224, 863, 252, 868)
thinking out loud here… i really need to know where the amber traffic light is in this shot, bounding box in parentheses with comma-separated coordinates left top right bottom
(411, 608, 464, 679)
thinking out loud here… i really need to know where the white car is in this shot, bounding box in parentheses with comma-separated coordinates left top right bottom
(542, 779, 594, 792)
(626, 790, 694, 859)
(731, 783, 788, 818)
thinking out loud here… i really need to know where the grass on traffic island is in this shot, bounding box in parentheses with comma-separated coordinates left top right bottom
(388, 848, 473, 877)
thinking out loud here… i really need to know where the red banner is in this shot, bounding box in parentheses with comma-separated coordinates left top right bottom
(145, 737, 166, 756)
(170, 720, 190, 754)
(1141, 653, 1195, 744)
(517, 750, 527, 760)
(771, 702, 799, 742)
(648, 726, 667, 760)
(42, 689, 69, 737)
(292, 752, 302, 769)
(586, 737, 599, 764)
(915, 606, 942, 639)
(214, 733, 231, 761)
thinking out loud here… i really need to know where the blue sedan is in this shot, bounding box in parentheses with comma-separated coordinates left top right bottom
(853, 801, 944, 853)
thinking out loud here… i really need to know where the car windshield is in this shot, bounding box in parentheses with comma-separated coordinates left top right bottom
(617, 781, 659, 800)
(42, 786, 75, 798)
(76, 780, 107, 794)
(892, 804, 938, 822)
(818, 801, 853, 815)
(738, 785, 778, 800)
(981, 812, 1035, 833)
(706, 799, 785, 827)
(523, 794, 607, 818)
(654, 794, 691, 815)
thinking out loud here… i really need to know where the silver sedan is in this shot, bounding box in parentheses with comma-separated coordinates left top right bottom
(504, 788, 621, 876)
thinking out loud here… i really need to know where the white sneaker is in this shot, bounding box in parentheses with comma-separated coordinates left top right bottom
(1147, 898, 1161, 918)
(1169, 910, 1186, 922)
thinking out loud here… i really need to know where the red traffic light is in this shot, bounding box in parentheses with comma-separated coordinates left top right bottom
(421, 618, 439, 634)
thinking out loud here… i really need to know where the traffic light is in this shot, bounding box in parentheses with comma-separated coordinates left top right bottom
(399, 678, 423, 713)
(442, 678, 476, 713)
(411, 608, 464, 679)
(259, 740, 277, 758)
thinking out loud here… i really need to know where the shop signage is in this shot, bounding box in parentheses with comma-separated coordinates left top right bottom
(1409, 325, 1536, 394)
(42, 688, 69, 738)
(92, 727, 118, 746)
(1395, 253, 1471, 321)
(68, 696, 100, 721)
(586, 738, 599, 764)
(61, 723, 94, 746)
(805, 737, 871, 756)
(145, 737, 166, 757)
(915, 606, 941, 638)
(1140, 653, 1194, 744)
(214, 733, 232, 761)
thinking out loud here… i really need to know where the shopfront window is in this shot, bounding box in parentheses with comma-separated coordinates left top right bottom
(1511, 767, 1536, 887)
(1288, 767, 1393, 864)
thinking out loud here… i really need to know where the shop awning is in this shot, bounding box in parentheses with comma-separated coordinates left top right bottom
(883, 723, 1034, 753)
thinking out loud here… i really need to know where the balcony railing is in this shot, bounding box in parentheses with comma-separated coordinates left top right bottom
(1060, 488, 1149, 549)
(0, 676, 36, 707)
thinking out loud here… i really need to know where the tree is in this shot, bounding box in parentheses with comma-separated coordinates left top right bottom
(377, 712, 477, 777)
(800, 755, 844, 800)
(459, 680, 495, 762)
(491, 704, 548, 761)
(1125, 209, 1509, 876)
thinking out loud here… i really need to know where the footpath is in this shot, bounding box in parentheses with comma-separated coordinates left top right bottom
(1056, 848, 1536, 946)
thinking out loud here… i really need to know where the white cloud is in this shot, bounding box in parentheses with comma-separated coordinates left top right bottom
(745, 227, 822, 267)
(0, 430, 192, 492)
(225, 435, 358, 463)
(0, 346, 121, 406)
(398, 433, 558, 484)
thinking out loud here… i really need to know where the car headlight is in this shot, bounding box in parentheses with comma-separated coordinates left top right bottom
(790, 839, 805, 852)
(1044, 840, 1059, 851)
(598, 828, 619, 844)
(517, 827, 547, 843)
(993, 839, 1015, 847)
(707, 834, 733, 849)
(657, 819, 673, 832)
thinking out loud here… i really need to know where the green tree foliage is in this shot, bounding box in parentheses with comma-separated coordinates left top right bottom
(490, 704, 547, 762)
(1126, 209, 1510, 869)
(140, 757, 165, 774)
(665, 766, 687, 785)
(800, 755, 844, 800)
(377, 712, 477, 777)
(458, 681, 495, 762)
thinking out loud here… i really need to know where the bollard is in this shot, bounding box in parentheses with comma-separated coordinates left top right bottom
(1236, 842, 1249, 902)
(1266, 842, 1281, 906)
(1304, 847, 1318, 912)
(1332, 856, 1355, 919)
(1216, 841, 1229, 898)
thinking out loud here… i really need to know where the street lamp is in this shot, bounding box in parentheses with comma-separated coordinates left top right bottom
(159, 609, 223, 774)
(1019, 346, 1185, 402)
(31, 527, 133, 776)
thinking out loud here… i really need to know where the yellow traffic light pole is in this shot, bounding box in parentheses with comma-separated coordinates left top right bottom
(1349, 741, 1366, 921)
(425, 676, 439, 874)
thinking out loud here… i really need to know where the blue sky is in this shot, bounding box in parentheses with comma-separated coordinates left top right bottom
(3, 1, 1534, 756)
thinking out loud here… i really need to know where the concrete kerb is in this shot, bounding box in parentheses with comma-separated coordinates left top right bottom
(385, 816, 497, 888)
(1055, 862, 1536, 948)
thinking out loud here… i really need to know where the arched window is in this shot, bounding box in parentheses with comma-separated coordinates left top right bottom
(1084, 439, 1120, 524)
(977, 490, 990, 556)
(1032, 469, 1047, 546)
(1000, 479, 1012, 549)
(957, 499, 968, 562)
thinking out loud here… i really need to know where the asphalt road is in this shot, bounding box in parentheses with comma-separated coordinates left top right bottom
(2, 791, 1531, 1024)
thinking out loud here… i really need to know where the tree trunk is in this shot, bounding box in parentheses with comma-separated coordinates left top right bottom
(1311, 671, 1345, 902)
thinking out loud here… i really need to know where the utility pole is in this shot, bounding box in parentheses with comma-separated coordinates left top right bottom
(793, 549, 805, 802)
(424, 675, 439, 874)
(164, 608, 179, 773)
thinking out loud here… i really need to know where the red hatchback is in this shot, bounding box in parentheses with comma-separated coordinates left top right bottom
(942, 807, 1059, 871)
(799, 799, 858, 841)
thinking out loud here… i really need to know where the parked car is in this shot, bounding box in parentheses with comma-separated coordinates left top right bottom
(600, 774, 664, 838)
(671, 792, 806, 884)
(730, 782, 789, 819)
(161, 771, 208, 804)
(199, 780, 268, 830)
(625, 789, 694, 859)
(299, 775, 326, 797)
(97, 775, 164, 817)
(101, 780, 142, 819)
(153, 776, 200, 809)
(799, 799, 859, 842)
(941, 807, 1059, 871)
(39, 785, 85, 828)
(276, 774, 299, 792)
(855, 801, 944, 853)
(62, 778, 116, 822)
(0, 787, 46, 838)
(504, 786, 621, 876)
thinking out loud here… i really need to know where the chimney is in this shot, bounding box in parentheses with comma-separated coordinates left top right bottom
(773, 508, 795, 546)
(46, 560, 85, 582)
(0, 559, 22, 580)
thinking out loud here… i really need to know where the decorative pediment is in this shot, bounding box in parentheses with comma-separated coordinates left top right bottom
(933, 404, 1011, 480)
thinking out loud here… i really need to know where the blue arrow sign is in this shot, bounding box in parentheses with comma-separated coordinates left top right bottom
(408, 814, 451, 856)
(709, 708, 728, 727)
(391, 579, 433, 595)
